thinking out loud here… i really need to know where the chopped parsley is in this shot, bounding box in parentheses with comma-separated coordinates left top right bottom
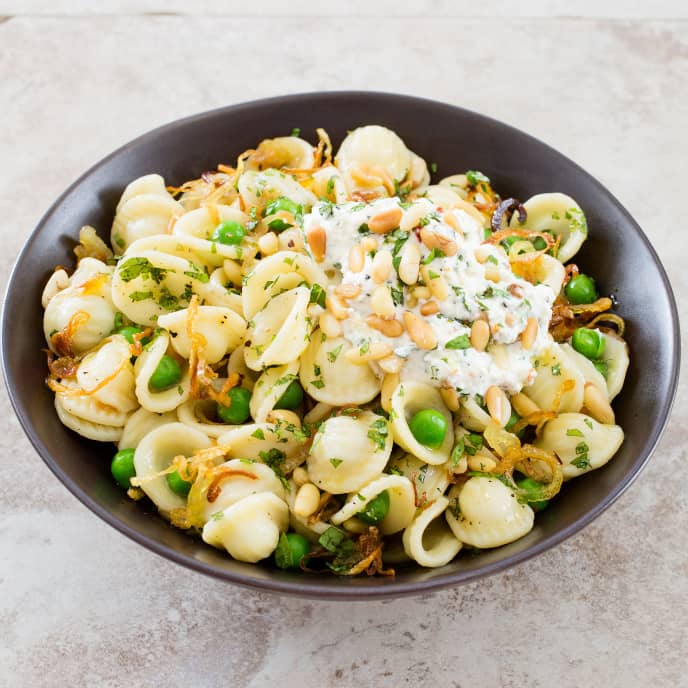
(290, 127, 300, 137)
(183, 262, 209, 283)
(466, 170, 490, 186)
(566, 428, 584, 437)
(309, 283, 327, 308)
(327, 343, 343, 362)
(367, 418, 389, 451)
(445, 334, 471, 350)
(118, 257, 168, 284)
(329, 458, 343, 468)
(450, 437, 465, 467)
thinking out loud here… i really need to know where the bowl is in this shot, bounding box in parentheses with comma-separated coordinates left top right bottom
(2, 92, 680, 598)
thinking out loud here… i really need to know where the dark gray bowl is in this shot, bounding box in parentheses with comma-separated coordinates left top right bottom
(2, 92, 680, 598)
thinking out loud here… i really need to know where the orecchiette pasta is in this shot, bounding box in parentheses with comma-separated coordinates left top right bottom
(42, 124, 629, 574)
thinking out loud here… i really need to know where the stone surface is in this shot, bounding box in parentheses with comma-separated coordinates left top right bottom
(0, 4, 686, 687)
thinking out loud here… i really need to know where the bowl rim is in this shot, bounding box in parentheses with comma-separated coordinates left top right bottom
(2, 90, 681, 599)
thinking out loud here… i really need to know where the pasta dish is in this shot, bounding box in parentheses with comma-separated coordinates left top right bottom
(41, 125, 629, 575)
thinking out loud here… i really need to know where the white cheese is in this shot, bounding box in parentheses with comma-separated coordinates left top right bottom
(302, 197, 555, 397)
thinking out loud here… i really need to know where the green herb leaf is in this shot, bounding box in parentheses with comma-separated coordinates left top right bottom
(446, 334, 471, 350)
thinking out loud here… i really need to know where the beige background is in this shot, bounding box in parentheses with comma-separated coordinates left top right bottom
(1, 2, 686, 686)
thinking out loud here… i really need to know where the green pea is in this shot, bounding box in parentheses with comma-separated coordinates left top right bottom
(117, 325, 151, 347)
(532, 236, 547, 251)
(117, 326, 142, 344)
(409, 409, 448, 448)
(217, 386, 252, 424)
(111, 448, 136, 489)
(211, 220, 246, 245)
(564, 274, 598, 305)
(166, 470, 192, 497)
(149, 355, 182, 391)
(274, 380, 304, 410)
(517, 477, 549, 512)
(264, 196, 301, 218)
(274, 532, 311, 570)
(571, 328, 606, 360)
(357, 490, 390, 525)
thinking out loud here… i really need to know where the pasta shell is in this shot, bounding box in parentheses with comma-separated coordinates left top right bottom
(176, 399, 231, 438)
(388, 453, 450, 507)
(242, 251, 327, 320)
(561, 342, 607, 396)
(522, 343, 584, 413)
(111, 194, 183, 254)
(511, 193, 587, 263)
(197, 458, 287, 523)
(216, 422, 303, 462)
(238, 169, 317, 212)
(445, 478, 534, 548)
(534, 412, 624, 479)
(119, 407, 177, 450)
(201, 491, 289, 563)
(244, 286, 312, 371)
(76, 335, 138, 412)
(133, 422, 212, 515)
(390, 381, 454, 465)
(335, 125, 411, 190)
(134, 332, 190, 413)
(298, 334, 380, 406)
(54, 395, 123, 442)
(245, 136, 315, 171)
(330, 474, 416, 535)
(598, 332, 630, 401)
(307, 411, 392, 494)
(403, 496, 463, 567)
(250, 362, 300, 423)
(158, 306, 246, 365)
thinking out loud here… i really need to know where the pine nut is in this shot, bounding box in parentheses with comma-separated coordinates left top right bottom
(326, 292, 349, 320)
(399, 242, 421, 285)
(348, 244, 364, 273)
(345, 341, 393, 364)
(378, 354, 403, 374)
(361, 236, 378, 252)
(258, 232, 279, 256)
(470, 320, 490, 352)
(335, 283, 361, 300)
(268, 409, 302, 428)
(420, 300, 439, 316)
(368, 206, 403, 234)
(307, 226, 327, 262)
(292, 466, 309, 487)
(342, 517, 368, 534)
(419, 227, 458, 257)
(403, 311, 437, 350)
(293, 483, 321, 517)
(468, 454, 497, 472)
(371, 285, 396, 318)
(485, 385, 511, 426)
(319, 311, 342, 338)
(443, 212, 464, 238)
(484, 263, 501, 282)
(440, 386, 460, 412)
(452, 454, 468, 474)
(474, 245, 492, 264)
(511, 392, 540, 418)
(421, 267, 449, 300)
(583, 383, 615, 425)
(505, 313, 515, 327)
(222, 259, 243, 286)
(371, 250, 393, 283)
(521, 317, 538, 350)
(381, 372, 400, 410)
(411, 286, 431, 300)
(279, 227, 305, 253)
(366, 315, 404, 337)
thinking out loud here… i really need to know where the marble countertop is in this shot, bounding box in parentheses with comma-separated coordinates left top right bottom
(1, 3, 686, 686)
